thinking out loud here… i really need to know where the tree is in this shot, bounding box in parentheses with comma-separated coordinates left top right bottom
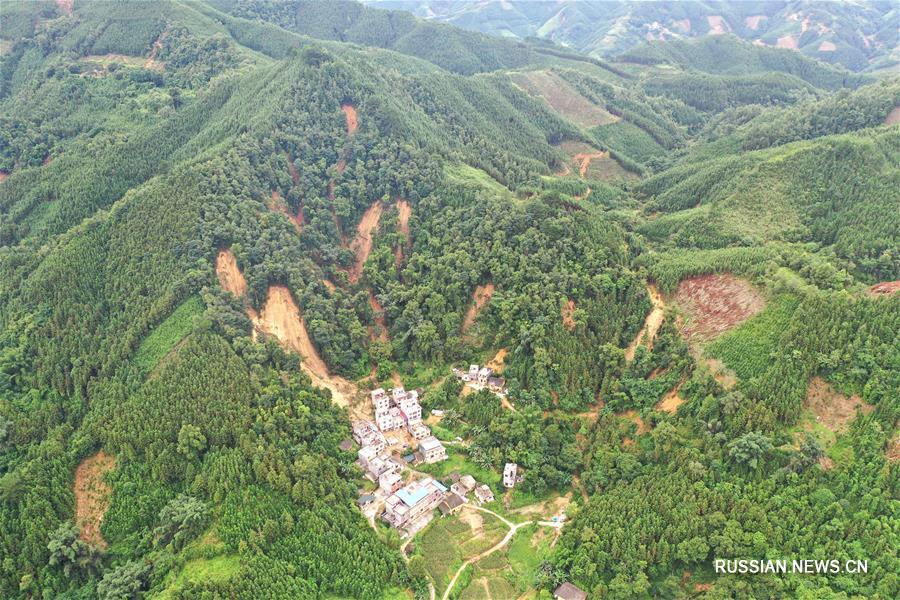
(728, 432, 773, 470)
(47, 522, 101, 578)
(153, 495, 208, 550)
(97, 560, 151, 599)
(176, 423, 207, 460)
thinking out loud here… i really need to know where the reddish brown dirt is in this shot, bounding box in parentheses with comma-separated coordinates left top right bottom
(0, 171, 7, 183)
(215, 249, 247, 297)
(341, 104, 358, 135)
(618, 410, 648, 435)
(74, 451, 116, 549)
(562, 299, 577, 331)
(144, 31, 167, 71)
(486, 348, 508, 373)
(704, 357, 737, 389)
(368, 290, 389, 343)
(745, 15, 767, 30)
(56, 0, 73, 15)
(885, 107, 900, 126)
(286, 154, 300, 186)
(706, 15, 730, 35)
(462, 283, 495, 333)
(869, 281, 900, 296)
(556, 141, 633, 181)
(887, 434, 900, 462)
(818, 41, 837, 52)
(675, 274, 764, 343)
(268, 190, 303, 233)
(574, 152, 606, 177)
(804, 377, 873, 433)
(394, 199, 412, 267)
(322, 279, 336, 292)
(348, 201, 383, 284)
(248, 286, 362, 411)
(657, 381, 685, 413)
(673, 18, 691, 33)
(625, 284, 665, 361)
(335, 158, 346, 174)
(777, 34, 799, 49)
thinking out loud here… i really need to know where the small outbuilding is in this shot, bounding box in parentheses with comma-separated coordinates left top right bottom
(554, 582, 587, 600)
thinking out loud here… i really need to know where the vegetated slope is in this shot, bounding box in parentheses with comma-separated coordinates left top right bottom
(638, 127, 900, 283)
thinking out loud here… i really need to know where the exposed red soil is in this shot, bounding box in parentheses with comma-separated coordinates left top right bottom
(341, 104, 358, 135)
(368, 290, 389, 343)
(887, 434, 900, 462)
(268, 190, 303, 233)
(804, 377, 873, 433)
(0, 171, 7, 183)
(745, 15, 767, 30)
(885, 107, 900, 126)
(673, 18, 691, 33)
(625, 284, 665, 361)
(486, 348, 508, 374)
(74, 451, 116, 549)
(657, 381, 685, 413)
(322, 279, 336, 292)
(868, 280, 900, 296)
(394, 199, 412, 267)
(56, 0, 73, 15)
(706, 15, 730, 35)
(619, 410, 648, 436)
(703, 357, 737, 389)
(348, 201, 383, 284)
(675, 274, 764, 343)
(818, 41, 837, 52)
(43, 154, 54, 166)
(777, 34, 799, 49)
(562, 299, 577, 331)
(335, 158, 346, 174)
(574, 151, 606, 177)
(215, 249, 247, 297)
(248, 286, 362, 412)
(462, 283, 495, 333)
(144, 30, 167, 71)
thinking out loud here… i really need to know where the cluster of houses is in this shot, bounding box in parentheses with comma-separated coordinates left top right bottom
(453, 363, 507, 395)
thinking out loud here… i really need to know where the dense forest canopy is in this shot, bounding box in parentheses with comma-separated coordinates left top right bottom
(0, 1, 897, 599)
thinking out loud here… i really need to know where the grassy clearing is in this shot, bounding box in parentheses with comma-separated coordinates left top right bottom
(156, 554, 241, 599)
(706, 295, 799, 380)
(445, 164, 515, 200)
(133, 296, 203, 373)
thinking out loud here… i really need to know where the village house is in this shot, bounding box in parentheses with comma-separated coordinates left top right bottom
(438, 493, 465, 516)
(357, 494, 376, 510)
(451, 474, 477, 498)
(554, 582, 588, 600)
(352, 419, 387, 453)
(477, 366, 492, 385)
(409, 422, 431, 441)
(503, 462, 518, 488)
(454, 364, 507, 395)
(473, 484, 494, 505)
(419, 436, 448, 464)
(382, 477, 447, 533)
(371, 388, 391, 412)
(379, 471, 403, 495)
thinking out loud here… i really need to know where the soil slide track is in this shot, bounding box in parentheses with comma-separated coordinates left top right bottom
(462, 283, 495, 333)
(216, 249, 247, 297)
(250, 286, 359, 409)
(341, 103, 358, 135)
(395, 199, 413, 267)
(74, 451, 116, 549)
(675, 274, 764, 343)
(562, 299, 577, 331)
(0, 171, 7, 183)
(349, 201, 384, 284)
(657, 381, 685, 413)
(885, 107, 900, 126)
(804, 377, 873, 433)
(869, 280, 900, 296)
(368, 290, 389, 343)
(56, 0, 73, 15)
(625, 284, 665, 361)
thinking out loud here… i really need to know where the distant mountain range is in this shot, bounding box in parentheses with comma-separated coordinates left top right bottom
(366, 0, 899, 72)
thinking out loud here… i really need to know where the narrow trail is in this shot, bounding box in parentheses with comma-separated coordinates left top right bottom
(441, 505, 562, 600)
(625, 283, 665, 361)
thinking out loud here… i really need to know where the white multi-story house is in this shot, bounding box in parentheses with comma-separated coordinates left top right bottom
(379, 471, 403, 495)
(399, 397, 422, 424)
(503, 462, 518, 488)
(419, 436, 448, 464)
(409, 422, 431, 441)
(371, 388, 391, 412)
(382, 478, 447, 531)
(474, 484, 495, 504)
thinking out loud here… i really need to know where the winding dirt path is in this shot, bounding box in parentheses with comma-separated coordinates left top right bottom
(625, 283, 664, 361)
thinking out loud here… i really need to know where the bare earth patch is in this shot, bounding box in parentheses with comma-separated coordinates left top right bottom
(555, 141, 634, 181)
(887, 433, 900, 462)
(368, 290, 389, 343)
(215, 249, 247, 297)
(349, 201, 383, 284)
(341, 103, 358, 135)
(675, 274, 764, 344)
(74, 451, 116, 549)
(703, 358, 737, 389)
(618, 410, 648, 435)
(706, 15, 731, 35)
(656, 382, 685, 413)
(818, 40, 837, 52)
(804, 377, 873, 433)
(56, 0, 73, 15)
(777, 34, 799, 49)
(395, 198, 412, 267)
(562, 299, 577, 331)
(486, 348, 508, 373)
(511, 71, 618, 128)
(625, 283, 665, 361)
(885, 107, 900, 126)
(462, 283, 495, 333)
(249, 286, 361, 412)
(0, 171, 7, 183)
(269, 190, 302, 233)
(745, 15, 767, 30)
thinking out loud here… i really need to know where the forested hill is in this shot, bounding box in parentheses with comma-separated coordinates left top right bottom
(369, 0, 900, 72)
(1, 0, 898, 599)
